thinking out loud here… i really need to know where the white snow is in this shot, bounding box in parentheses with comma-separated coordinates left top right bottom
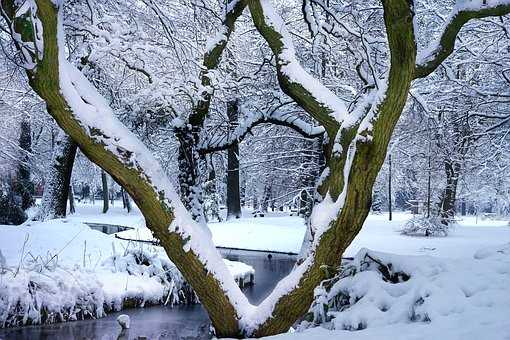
(0, 218, 254, 327)
(3, 197, 509, 337)
(260, 244, 510, 340)
(118, 212, 307, 254)
(116, 314, 130, 329)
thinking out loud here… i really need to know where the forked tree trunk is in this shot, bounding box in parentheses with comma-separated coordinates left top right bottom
(39, 132, 77, 220)
(4, 0, 507, 337)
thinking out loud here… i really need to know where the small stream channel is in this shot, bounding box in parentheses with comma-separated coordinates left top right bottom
(0, 250, 296, 340)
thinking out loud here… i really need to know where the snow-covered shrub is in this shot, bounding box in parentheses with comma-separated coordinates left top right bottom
(399, 216, 449, 237)
(304, 247, 510, 334)
(102, 248, 197, 307)
(0, 247, 196, 328)
(0, 266, 106, 328)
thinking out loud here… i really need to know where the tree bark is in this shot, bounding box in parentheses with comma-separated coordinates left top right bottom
(203, 157, 222, 222)
(39, 131, 77, 220)
(439, 160, 460, 225)
(226, 100, 242, 219)
(15, 118, 35, 211)
(388, 153, 393, 221)
(121, 188, 132, 213)
(175, 126, 205, 222)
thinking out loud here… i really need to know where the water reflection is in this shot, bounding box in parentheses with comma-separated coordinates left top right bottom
(0, 251, 296, 340)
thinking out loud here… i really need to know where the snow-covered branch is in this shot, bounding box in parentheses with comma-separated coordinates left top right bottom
(189, 0, 247, 127)
(199, 107, 325, 154)
(248, 0, 347, 136)
(415, 0, 510, 79)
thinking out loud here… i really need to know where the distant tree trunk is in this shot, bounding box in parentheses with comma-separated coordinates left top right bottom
(298, 189, 310, 217)
(15, 118, 35, 211)
(101, 171, 109, 213)
(121, 188, 132, 213)
(68, 185, 75, 214)
(39, 133, 77, 220)
(261, 182, 272, 213)
(120, 188, 132, 213)
(226, 100, 242, 220)
(461, 199, 466, 216)
(122, 188, 126, 209)
(426, 143, 432, 218)
(203, 156, 222, 222)
(125, 192, 131, 213)
(90, 185, 95, 205)
(240, 175, 246, 207)
(388, 153, 392, 221)
(439, 160, 460, 225)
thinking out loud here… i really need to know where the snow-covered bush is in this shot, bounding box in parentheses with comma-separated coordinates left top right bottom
(399, 216, 449, 237)
(101, 248, 197, 307)
(0, 248, 195, 328)
(0, 266, 106, 328)
(303, 247, 510, 334)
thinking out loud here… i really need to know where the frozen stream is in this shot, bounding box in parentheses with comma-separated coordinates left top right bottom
(0, 250, 296, 340)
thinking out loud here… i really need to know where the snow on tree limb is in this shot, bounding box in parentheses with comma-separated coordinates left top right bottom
(189, 0, 247, 127)
(199, 106, 325, 154)
(415, 0, 510, 79)
(248, 0, 347, 136)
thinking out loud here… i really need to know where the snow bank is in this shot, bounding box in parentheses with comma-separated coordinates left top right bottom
(0, 220, 254, 328)
(299, 246, 510, 339)
(117, 215, 307, 254)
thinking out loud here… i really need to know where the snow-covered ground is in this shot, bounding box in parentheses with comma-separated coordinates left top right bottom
(104, 201, 509, 260)
(346, 212, 510, 259)
(118, 212, 307, 254)
(262, 244, 510, 340)
(2, 202, 509, 338)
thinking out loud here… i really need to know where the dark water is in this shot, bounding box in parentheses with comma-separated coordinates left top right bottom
(0, 250, 296, 340)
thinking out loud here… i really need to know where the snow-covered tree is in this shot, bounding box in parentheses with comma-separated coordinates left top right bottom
(1, 0, 510, 337)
